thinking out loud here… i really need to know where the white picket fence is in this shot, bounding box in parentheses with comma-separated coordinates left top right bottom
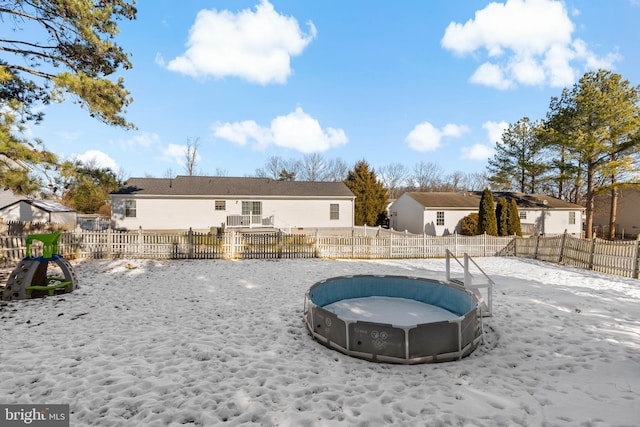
(0, 229, 513, 264)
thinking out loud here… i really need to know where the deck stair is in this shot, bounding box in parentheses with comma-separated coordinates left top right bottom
(445, 249, 493, 317)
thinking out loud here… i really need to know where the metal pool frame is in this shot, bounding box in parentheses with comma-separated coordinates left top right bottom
(304, 275, 483, 364)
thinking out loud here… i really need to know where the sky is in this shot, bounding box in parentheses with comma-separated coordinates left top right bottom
(1, 256, 638, 425)
(24, 0, 640, 180)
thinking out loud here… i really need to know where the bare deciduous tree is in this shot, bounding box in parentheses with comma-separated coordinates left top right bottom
(379, 163, 409, 198)
(255, 156, 298, 179)
(409, 161, 444, 191)
(183, 137, 200, 176)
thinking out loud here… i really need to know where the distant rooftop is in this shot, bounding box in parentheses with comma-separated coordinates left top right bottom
(112, 176, 355, 198)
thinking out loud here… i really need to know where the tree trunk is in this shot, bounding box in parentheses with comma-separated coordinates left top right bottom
(608, 182, 619, 240)
(584, 164, 595, 239)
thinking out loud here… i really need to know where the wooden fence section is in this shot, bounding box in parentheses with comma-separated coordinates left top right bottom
(511, 233, 640, 279)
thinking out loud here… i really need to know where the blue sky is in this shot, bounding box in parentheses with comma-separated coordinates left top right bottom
(27, 0, 640, 180)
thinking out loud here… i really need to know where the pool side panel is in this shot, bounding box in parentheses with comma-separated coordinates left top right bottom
(310, 306, 347, 350)
(348, 321, 405, 360)
(408, 320, 460, 358)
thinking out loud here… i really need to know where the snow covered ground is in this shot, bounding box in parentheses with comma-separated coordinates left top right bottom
(0, 256, 638, 426)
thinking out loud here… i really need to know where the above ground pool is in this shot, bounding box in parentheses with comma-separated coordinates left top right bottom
(304, 275, 483, 364)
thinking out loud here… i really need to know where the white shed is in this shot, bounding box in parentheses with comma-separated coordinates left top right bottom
(0, 199, 77, 227)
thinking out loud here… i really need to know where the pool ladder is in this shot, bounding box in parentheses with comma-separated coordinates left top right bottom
(445, 249, 494, 317)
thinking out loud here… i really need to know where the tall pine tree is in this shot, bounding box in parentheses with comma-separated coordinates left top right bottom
(507, 199, 523, 236)
(495, 198, 509, 236)
(487, 117, 549, 192)
(344, 160, 388, 226)
(544, 69, 640, 238)
(476, 188, 498, 236)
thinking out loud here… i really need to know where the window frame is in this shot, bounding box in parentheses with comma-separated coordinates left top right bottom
(215, 200, 226, 211)
(436, 211, 445, 226)
(124, 200, 136, 218)
(330, 203, 339, 220)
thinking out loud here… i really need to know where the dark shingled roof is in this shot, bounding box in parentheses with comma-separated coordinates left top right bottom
(406, 192, 481, 209)
(112, 176, 355, 198)
(405, 191, 584, 210)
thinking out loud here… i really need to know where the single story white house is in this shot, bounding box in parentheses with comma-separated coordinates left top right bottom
(0, 199, 77, 227)
(593, 186, 640, 238)
(389, 191, 585, 236)
(110, 176, 356, 231)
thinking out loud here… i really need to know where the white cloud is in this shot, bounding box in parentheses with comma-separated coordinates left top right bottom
(405, 121, 468, 152)
(159, 143, 201, 167)
(442, 0, 620, 89)
(459, 120, 508, 161)
(213, 120, 271, 147)
(483, 120, 509, 145)
(73, 150, 120, 173)
(114, 132, 161, 151)
(461, 143, 495, 160)
(470, 63, 513, 90)
(166, 0, 316, 84)
(213, 107, 348, 153)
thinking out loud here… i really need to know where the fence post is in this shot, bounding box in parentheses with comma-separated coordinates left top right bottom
(351, 228, 355, 259)
(534, 234, 540, 259)
(633, 235, 640, 279)
(558, 229, 568, 263)
(454, 233, 458, 258)
(277, 231, 283, 259)
(588, 237, 597, 271)
(107, 228, 113, 258)
(188, 228, 194, 259)
(138, 227, 143, 257)
(483, 232, 487, 257)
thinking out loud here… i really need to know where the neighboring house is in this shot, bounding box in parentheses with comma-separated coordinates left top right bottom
(110, 176, 356, 231)
(593, 186, 640, 238)
(0, 199, 77, 228)
(390, 191, 584, 236)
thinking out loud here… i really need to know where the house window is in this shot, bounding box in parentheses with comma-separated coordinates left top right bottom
(242, 201, 262, 224)
(215, 200, 226, 211)
(519, 211, 527, 220)
(569, 211, 576, 225)
(436, 211, 444, 226)
(242, 201, 262, 216)
(330, 204, 339, 220)
(125, 200, 136, 218)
